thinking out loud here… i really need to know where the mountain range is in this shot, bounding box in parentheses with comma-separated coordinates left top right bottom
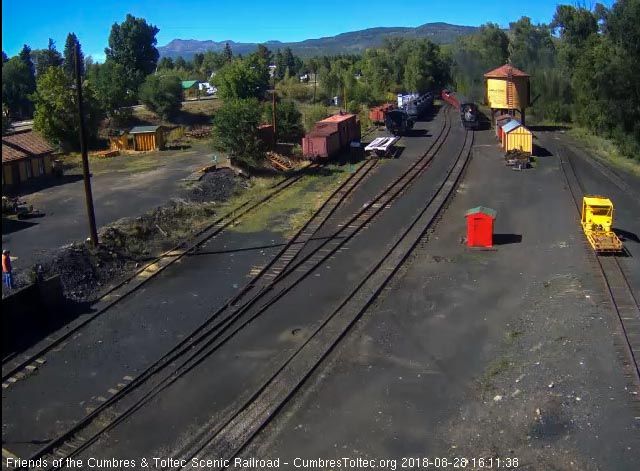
(157, 22, 479, 59)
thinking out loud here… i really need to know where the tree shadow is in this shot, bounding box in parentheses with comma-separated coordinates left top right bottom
(493, 233, 523, 245)
(2, 217, 39, 235)
(4, 174, 85, 197)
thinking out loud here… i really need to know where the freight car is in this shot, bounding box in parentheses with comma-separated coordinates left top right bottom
(302, 113, 361, 160)
(460, 103, 479, 130)
(441, 89, 460, 109)
(385, 109, 414, 135)
(369, 103, 396, 124)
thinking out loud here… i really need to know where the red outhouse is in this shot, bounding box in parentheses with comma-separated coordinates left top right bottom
(465, 206, 497, 247)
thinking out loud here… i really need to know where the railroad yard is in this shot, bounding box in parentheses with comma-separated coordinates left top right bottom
(2, 102, 640, 471)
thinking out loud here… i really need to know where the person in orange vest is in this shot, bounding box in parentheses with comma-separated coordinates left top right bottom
(2, 249, 13, 289)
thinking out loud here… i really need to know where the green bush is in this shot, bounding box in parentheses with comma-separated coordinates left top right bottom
(139, 74, 182, 120)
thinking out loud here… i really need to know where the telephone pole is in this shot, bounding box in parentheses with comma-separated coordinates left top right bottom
(75, 41, 98, 247)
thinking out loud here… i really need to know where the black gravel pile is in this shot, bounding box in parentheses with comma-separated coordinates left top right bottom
(186, 168, 248, 202)
(39, 242, 137, 302)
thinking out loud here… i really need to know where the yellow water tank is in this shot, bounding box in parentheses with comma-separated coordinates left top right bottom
(484, 65, 530, 110)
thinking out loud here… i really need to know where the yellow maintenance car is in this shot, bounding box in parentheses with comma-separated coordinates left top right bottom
(581, 195, 623, 253)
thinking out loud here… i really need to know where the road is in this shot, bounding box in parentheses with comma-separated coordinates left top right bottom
(1, 146, 212, 271)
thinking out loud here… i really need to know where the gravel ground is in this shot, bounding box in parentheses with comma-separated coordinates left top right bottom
(2, 169, 250, 302)
(240, 129, 640, 470)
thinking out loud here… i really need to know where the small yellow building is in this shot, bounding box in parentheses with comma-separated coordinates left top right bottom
(485, 65, 530, 124)
(2, 130, 54, 188)
(108, 130, 130, 151)
(129, 126, 166, 151)
(501, 120, 533, 155)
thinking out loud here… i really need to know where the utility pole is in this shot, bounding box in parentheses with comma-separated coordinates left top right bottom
(272, 90, 277, 141)
(313, 66, 317, 104)
(75, 41, 98, 247)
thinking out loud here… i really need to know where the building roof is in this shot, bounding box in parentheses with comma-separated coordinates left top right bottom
(502, 120, 523, 133)
(484, 65, 530, 78)
(2, 130, 54, 163)
(465, 206, 497, 218)
(495, 114, 513, 122)
(129, 125, 163, 134)
(181, 80, 199, 89)
(319, 113, 357, 124)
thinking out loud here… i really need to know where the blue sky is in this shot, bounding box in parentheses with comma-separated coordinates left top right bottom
(1, 1, 600, 62)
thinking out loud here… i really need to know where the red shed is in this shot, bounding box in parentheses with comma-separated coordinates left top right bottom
(465, 206, 497, 248)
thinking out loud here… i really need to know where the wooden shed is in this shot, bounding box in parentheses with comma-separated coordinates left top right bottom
(501, 120, 532, 155)
(130, 126, 166, 151)
(108, 130, 130, 151)
(181, 80, 200, 100)
(465, 206, 497, 248)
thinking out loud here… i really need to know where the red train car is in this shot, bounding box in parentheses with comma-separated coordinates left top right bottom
(369, 103, 396, 123)
(302, 113, 361, 160)
(441, 89, 460, 110)
(302, 128, 341, 159)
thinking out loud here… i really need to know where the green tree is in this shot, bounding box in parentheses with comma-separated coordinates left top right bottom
(303, 104, 329, 132)
(2, 57, 35, 118)
(212, 57, 269, 100)
(264, 99, 304, 143)
(174, 56, 187, 70)
(212, 98, 264, 167)
(222, 42, 233, 63)
(202, 50, 225, 75)
(2, 51, 8, 63)
(255, 44, 272, 64)
(31, 66, 102, 149)
(63, 33, 84, 78)
(139, 74, 182, 120)
(33, 39, 63, 77)
(193, 53, 205, 72)
(105, 14, 160, 94)
(158, 57, 174, 70)
(87, 60, 130, 119)
(404, 40, 447, 93)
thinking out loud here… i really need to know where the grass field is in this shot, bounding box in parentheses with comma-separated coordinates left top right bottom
(567, 128, 640, 177)
(228, 163, 362, 237)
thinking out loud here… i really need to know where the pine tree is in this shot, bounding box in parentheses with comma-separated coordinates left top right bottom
(63, 33, 84, 78)
(222, 43, 233, 63)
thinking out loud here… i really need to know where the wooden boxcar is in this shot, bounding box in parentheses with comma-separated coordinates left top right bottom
(302, 113, 361, 160)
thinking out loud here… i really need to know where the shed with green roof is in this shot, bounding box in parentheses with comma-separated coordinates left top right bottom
(181, 80, 200, 100)
(129, 125, 166, 151)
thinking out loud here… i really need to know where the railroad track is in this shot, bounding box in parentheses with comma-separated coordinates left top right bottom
(1, 163, 326, 384)
(4, 128, 387, 382)
(557, 145, 640, 384)
(175, 123, 474, 471)
(19, 106, 454, 471)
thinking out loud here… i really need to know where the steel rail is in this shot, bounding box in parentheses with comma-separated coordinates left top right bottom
(557, 145, 640, 383)
(23, 107, 453, 471)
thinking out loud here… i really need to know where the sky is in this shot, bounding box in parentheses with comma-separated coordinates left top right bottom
(1, 0, 595, 62)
